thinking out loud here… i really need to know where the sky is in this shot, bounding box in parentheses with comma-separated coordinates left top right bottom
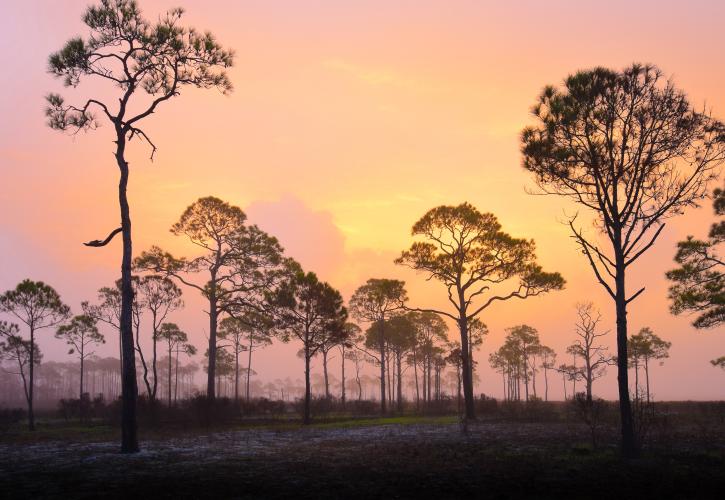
(1, 0, 723, 400)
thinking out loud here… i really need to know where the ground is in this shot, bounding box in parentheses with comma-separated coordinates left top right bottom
(1, 417, 723, 499)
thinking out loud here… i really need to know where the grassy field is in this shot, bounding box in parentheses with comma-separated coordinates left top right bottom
(1, 414, 723, 499)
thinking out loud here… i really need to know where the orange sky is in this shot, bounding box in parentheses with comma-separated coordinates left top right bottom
(1, 0, 723, 400)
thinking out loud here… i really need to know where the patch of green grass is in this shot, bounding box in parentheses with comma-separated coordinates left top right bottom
(310, 415, 458, 429)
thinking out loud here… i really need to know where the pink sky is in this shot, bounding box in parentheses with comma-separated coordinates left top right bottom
(1, 0, 724, 400)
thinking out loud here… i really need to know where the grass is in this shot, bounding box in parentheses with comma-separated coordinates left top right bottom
(0, 414, 461, 445)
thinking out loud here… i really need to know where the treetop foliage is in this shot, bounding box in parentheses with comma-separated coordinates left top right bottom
(396, 202, 564, 320)
(45, 0, 234, 158)
(0, 280, 71, 330)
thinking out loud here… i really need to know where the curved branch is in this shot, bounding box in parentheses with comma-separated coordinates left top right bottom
(84, 227, 122, 247)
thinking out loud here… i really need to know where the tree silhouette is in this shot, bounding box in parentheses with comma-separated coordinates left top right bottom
(46, 0, 233, 453)
(0, 280, 70, 430)
(218, 314, 272, 403)
(269, 262, 348, 424)
(55, 315, 105, 402)
(627, 327, 671, 403)
(567, 303, 613, 403)
(396, 203, 564, 418)
(667, 179, 723, 381)
(538, 345, 557, 402)
(136, 276, 182, 401)
(157, 323, 194, 407)
(349, 279, 408, 414)
(135, 197, 284, 400)
(407, 312, 448, 407)
(521, 64, 725, 456)
(338, 323, 360, 405)
(0, 322, 43, 419)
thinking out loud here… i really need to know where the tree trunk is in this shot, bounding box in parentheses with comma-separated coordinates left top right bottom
(117, 141, 139, 453)
(303, 350, 311, 425)
(246, 337, 253, 402)
(80, 350, 85, 401)
(152, 317, 158, 401)
(234, 346, 240, 402)
(167, 344, 173, 408)
(645, 357, 651, 403)
(340, 347, 346, 405)
(323, 349, 330, 399)
(396, 352, 403, 413)
(135, 320, 152, 399)
(413, 349, 420, 410)
(174, 348, 179, 404)
(544, 366, 549, 402)
(207, 286, 218, 399)
(614, 257, 637, 458)
(379, 321, 386, 414)
(633, 359, 639, 399)
(459, 317, 475, 420)
(28, 327, 35, 431)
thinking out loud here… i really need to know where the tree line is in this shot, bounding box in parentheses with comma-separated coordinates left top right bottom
(28, 0, 725, 457)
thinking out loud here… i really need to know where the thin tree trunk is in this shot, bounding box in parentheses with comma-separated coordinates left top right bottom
(207, 287, 218, 399)
(303, 349, 311, 425)
(246, 336, 253, 402)
(27, 327, 36, 431)
(379, 321, 386, 414)
(615, 256, 636, 458)
(396, 352, 403, 413)
(323, 349, 330, 399)
(413, 348, 420, 410)
(167, 343, 173, 408)
(340, 346, 346, 405)
(174, 347, 179, 404)
(117, 139, 139, 453)
(152, 317, 158, 401)
(459, 317, 475, 419)
(234, 345, 239, 402)
(645, 357, 651, 403)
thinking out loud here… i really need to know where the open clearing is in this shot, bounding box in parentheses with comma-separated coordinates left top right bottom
(1, 417, 724, 499)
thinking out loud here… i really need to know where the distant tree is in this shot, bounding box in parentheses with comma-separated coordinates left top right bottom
(157, 323, 194, 407)
(171, 339, 197, 404)
(567, 303, 613, 403)
(407, 312, 448, 407)
(55, 315, 105, 401)
(0, 323, 42, 413)
(445, 341, 463, 409)
(218, 314, 272, 403)
(667, 181, 724, 328)
(627, 327, 671, 403)
(46, 0, 233, 453)
(136, 276, 182, 401)
(349, 279, 408, 414)
(82, 284, 122, 369)
(466, 318, 488, 395)
(0, 280, 70, 430)
(338, 323, 361, 405)
(204, 346, 235, 397)
(538, 345, 557, 402)
(521, 63, 725, 456)
(396, 203, 564, 419)
(269, 263, 348, 424)
(505, 325, 541, 401)
(135, 197, 284, 400)
(377, 314, 416, 412)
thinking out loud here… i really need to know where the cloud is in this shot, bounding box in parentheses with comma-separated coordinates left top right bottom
(245, 195, 346, 282)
